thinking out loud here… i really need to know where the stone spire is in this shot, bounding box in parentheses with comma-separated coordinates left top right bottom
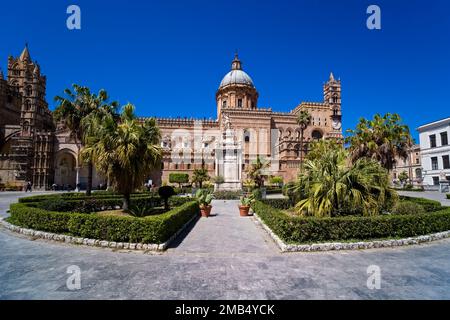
(231, 53, 242, 70)
(19, 44, 31, 61)
(329, 72, 335, 81)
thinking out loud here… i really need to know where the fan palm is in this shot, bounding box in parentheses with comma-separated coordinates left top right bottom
(192, 168, 210, 189)
(294, 148, 396, 217)
(83, 104, 162, 210)
(346, 113, 412, 171)
(247, 156, 270, 188)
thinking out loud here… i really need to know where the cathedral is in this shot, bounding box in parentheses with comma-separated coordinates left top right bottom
(0, 47, 343, 190)
(153, 54, 343, 187)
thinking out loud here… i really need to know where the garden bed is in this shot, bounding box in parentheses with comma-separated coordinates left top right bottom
(6, 194, 199, 249)
(251, 198, 450, 250)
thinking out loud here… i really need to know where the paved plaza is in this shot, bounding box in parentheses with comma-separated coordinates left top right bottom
(0, 191, 450, 299)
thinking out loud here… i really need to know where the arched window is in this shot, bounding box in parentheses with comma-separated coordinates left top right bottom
(25, 85, 32, 96)
(243, 130, 250, 143)
(312, 130, 323, 140)
(222, 100, 227, 108)
(24, 100, 31, 110)
(332, 95, 338, 103)
(238, 99, 243, 108)
(22, 121, 30, 134)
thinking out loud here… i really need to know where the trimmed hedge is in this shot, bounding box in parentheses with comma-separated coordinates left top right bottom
(399, 196, 443, 212)
(213, 190, 242, 200)
(19, 194, 191, 213)
(252, 201, 450, 244)
(8, 201, 199, 244)
(260, 198, 293, 210)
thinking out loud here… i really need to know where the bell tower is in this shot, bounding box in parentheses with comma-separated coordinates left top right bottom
(324, 72, 342, 132)
(7, 44, 53, 136)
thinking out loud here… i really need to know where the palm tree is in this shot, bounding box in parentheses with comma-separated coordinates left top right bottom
(296, 110, 311, 171)
(54, 84, 117, 195)
(247, 156, 270, 188)
(293, 147, 396, 217)
(192, 168, 210, 189)
(346, 113, 412, 172)
(83, 104, 161, 210)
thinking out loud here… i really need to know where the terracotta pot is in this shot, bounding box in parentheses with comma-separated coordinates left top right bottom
(239, 205, 250, 216)
(200, 205, 212, 217)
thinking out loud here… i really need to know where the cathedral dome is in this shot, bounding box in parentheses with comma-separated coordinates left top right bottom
(218, 54, 254, 89)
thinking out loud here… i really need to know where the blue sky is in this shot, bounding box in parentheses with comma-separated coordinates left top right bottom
(1, 0, 449, 141)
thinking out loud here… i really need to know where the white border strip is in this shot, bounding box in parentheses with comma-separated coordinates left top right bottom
(253, 212, 450, 252)
(0, 214, 198, 252)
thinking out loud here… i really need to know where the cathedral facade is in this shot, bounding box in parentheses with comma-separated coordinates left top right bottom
(153, 54, 343, 186)
(0, 48, 343, 190)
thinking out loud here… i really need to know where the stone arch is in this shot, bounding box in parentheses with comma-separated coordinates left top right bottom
(285, 128, 293, 138)
(54, 149, 77, 189)
(311, 129, 323, 140)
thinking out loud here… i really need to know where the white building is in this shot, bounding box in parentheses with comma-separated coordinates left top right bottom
(418, 117, 450, 190)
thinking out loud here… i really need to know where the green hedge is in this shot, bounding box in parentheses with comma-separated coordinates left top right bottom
(8, 201, 199, 244)
(447, 194, 450, 200)
(260, 198, 293, 210)
(19, 194, 191, 212)
(399, 196, 443, 212)
(213, 190, 242, 200)
(251, 201, 450, 244)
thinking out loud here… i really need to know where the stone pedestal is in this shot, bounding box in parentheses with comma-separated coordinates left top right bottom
(215, 129, 242, 191)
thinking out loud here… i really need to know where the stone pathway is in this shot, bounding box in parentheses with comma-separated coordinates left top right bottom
(168, 200, 276, 255)
(398, 190, 450, 206)
(1, 191, 450, 299)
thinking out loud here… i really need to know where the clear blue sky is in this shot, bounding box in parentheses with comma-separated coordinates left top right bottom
(1, 0, 449, 141)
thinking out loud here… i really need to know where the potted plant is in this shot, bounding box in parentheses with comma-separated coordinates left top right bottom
(195, 189, 214, 217)
(239, 194, 255, 216)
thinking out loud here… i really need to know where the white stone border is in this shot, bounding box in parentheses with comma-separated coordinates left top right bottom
(0, 214, 198, 252)
(252, 212, 450, 252)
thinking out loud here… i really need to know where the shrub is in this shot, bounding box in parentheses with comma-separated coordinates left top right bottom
(391, 201, 425, 215)
(38, 197, 72, 212)
(252, 201, 450, 244)
(261, 198, 293, 210)
(252, 188, 263, 200)
(158, 186, 176, 209)
(269, 176, 283, 186)
(169, 173, 189, 189)
(447, 194, 450, 200)
(213, 190, 242, 200)
(399, 196, 443, 212)
(9, 201, 199, 244)
(265, 188, 283, 195)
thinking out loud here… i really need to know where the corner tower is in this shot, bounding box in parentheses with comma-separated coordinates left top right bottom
(216, 54, 258, 119)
